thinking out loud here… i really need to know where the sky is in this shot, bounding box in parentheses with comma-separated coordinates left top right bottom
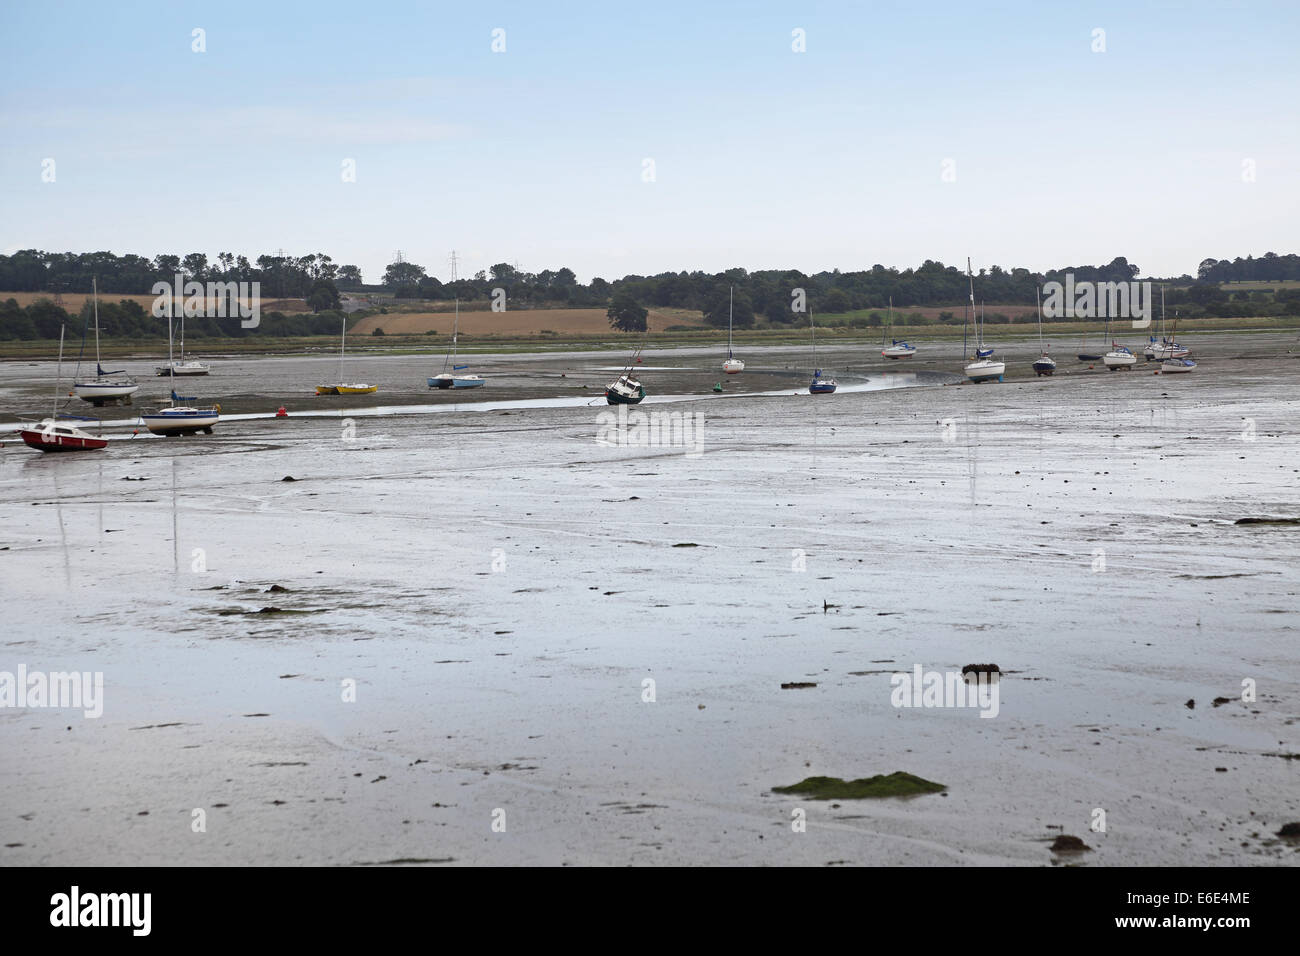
(1, 0, 1297, 284)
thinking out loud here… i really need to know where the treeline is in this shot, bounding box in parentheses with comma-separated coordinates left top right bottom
(383, 257, 1151, 322)
(0, 297, 351, 342)
(1198, 253, 1300, 283)
(0, 250, 364, 296)
(3, 249, 1299, 341)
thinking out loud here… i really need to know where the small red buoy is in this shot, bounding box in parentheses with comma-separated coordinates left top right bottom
(276, 406, 288, 418)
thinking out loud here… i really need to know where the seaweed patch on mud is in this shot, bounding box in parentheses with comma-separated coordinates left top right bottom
(212, 607, 327, 617)
(772, 772, 946, 800)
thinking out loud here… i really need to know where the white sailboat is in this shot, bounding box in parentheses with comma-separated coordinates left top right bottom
(156, 312, 210, 376)
(141, 306, 220, 435)
(1160, 304, 1196, 373)
(1102, 305, 1137, 369)
(881, 298, 917, 359)
(429, 299, 486, 389)
(73, 278, 140, 404)
(318, 315, 377, 394)
(1031, 285, 1055, 376)
(1147, 288, 1191, 361)
(964, 260, 1004, 383)
(722, 286, 744, 373)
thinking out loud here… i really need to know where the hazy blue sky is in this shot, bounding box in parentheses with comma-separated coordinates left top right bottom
(2, 0, 1296, 283)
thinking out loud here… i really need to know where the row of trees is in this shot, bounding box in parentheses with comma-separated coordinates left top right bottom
(4, 249, 1300, 340)
(0, 250, 365, 297)
(1198, 253, 1300, 284)
(0, 297, 351, 342)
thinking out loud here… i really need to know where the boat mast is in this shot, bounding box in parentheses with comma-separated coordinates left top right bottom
(1036, 285, 1045, 352)
(93, 277, 102, 374)
(727, 285, 734, 358)
(338, 314, 346, 381)
(810, 307, 817, 370)
(53, 325, 65, 418)
(966, 258, 975, 356)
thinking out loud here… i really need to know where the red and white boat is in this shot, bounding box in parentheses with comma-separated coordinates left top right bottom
(19, 325, 109, 452)
(19, 419, 108, 452)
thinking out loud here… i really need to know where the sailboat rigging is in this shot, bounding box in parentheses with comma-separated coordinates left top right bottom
(606, 319, 649, 404)
(20, 325, 109, 452)
(429, 299, 486, 389)
(140, 303, 221, 435)
(156, 309, 210, 376)
(318, 315, 377, 394)
(963, 259, 1005, 383)
(881, 297, 917, 359)
(808, 309, 836, 394)
(73, 277, 139, 405)
(1032, 285, 1056, 376)
(722, 286, 744, 374)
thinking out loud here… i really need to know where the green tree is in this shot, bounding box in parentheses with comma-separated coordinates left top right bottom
(306, 279, 341, 312)
(607, 291, 648, 332)
(383, 259, 427, 289)
(703, 288, 755, 328)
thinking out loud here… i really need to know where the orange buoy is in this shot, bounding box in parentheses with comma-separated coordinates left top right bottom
(276, 406, 288, 417)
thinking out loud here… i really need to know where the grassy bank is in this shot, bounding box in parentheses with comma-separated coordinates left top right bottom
(3, 314, 1298, 360)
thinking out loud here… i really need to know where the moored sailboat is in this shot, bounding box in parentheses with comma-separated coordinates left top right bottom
(606, 346, 647, 404)
(881, 298, 916, 359)
(722, 286, 744, 373)
(429, 299, 486, 388)
(808, 309, 836, 393)
(318, 315, 377, 394)
(155, 312, 211, 375)
(20, 326, 109, 452)
(1031, 285, 1056, 376)
(141, 308, 220, 434)
(73, 278, 139, 405)
(963, 261, 1004, 383)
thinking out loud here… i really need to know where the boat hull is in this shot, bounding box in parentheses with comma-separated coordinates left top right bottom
(1160, 359, 1196, 373)
(881, 347, 916, 359)
(156, 363, 210, 376)
(429, 376, 484, 389)
(141, 409, 220, 436)
(318, 384, 376, 394)
(73, 381, 139, 403)
(1032, 358, 1056, 376)
(965, 360, 1005, 383)
(722, 360, 744, 374)
(18, 424, 107, 452)
(809, 380, 837, 394)
(1103, 352, 1137, 369)
(1077, 353, 1103, 362)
